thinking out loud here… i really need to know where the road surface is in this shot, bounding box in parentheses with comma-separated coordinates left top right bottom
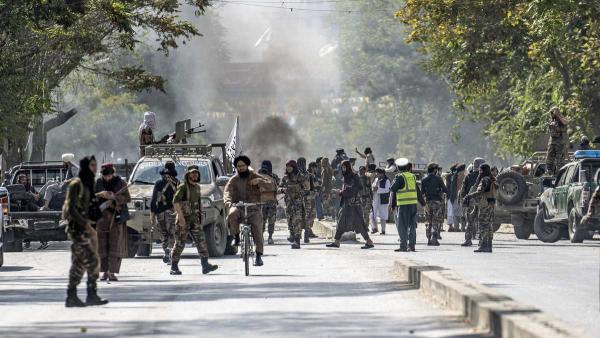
(0, 225, 482, 338)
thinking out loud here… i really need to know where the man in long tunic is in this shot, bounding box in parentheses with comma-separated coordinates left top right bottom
(63, 156, 108, 307)
(370, 168, 390, 235)
(95, 163, 131, 281)
(171, 166, 218, 275)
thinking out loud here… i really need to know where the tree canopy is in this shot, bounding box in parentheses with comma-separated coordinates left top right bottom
(396, 0, 600, 157)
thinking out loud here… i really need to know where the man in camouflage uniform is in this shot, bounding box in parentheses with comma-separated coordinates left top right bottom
(460, 158, 485, 246)
(304, 162, 321, 242)
(420, 163, 448, 246)
(358, 166, 373, 230)
(150, 161, 179, 264)
(258, 160, 280, 245)
(464, 164, 497, 253)
(171, 165, 218, 275)
(545, 106, 569, 176)
(64, 156, 108, 308)
(279, 160, 308, 249)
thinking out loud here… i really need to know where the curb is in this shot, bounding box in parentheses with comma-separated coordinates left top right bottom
(393, 259, 592, 338)
(313, 220, 357, 241)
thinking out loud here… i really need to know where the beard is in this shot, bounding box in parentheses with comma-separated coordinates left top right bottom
(239, 170, 250, 178)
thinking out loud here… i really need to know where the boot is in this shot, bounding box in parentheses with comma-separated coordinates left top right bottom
(162, 248, 171, 264)
(170, 261, 182, 275)
(201, 257, 218, 274)
(291, 236, 301, 249)
(361, 239, 374, 249)
(326, 240, 340, 248)
(254, 253, 264, 266)
(65, 287, 86, 308)
(474, 239, 489, 253)
(85, 285, 109, 306)
(461, 239, 472, 247)
(304, 229, 310, 244)
(409, 244, 416, 252)
(430, 236, 440, 246)
(268, 234, 274, 245)
(394, 247, 408, 252)
(100, 272, 109, 281)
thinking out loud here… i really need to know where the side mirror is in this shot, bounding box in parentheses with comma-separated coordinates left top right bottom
(216, 176, 230, 187)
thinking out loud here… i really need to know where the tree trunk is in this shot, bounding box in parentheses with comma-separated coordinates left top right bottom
(29, 108, 77, 162)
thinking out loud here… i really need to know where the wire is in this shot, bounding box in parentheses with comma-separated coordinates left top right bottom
(212, 0, 390, 12)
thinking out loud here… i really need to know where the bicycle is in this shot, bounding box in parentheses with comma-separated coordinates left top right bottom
(232, 202, 264, 276)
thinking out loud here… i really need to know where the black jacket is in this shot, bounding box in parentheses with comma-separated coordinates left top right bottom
(421, 174, 447, 202)
(151, 176, 179, 213)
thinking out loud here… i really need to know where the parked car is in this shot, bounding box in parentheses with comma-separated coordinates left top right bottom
(535, 150, 600, 243)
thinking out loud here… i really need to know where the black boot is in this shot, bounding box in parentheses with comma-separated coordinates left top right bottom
(170, 261, 182, 275)
(268, 234, 274, 245)
(162, 248, 171, 264)
(65, 287, 86, 308)
(291, 236, 301, 249)
(430, 236, 440, 246)
(474, 239, 488, 253)
(304, 229, 310, 244)
(85, 282, 109, 306)
(461, 233, 472, 247)
(254, 253, 264, 266)
(201, 257, 218, 274)
(409, 244, 416, 252)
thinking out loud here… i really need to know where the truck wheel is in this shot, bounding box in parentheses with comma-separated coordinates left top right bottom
(568, 209, 585, 243)
(137, 243, 152, 257)
(534, 207, 561, 243)
(205, 221, 227, 257)
(511, 213, 532, 239)
(496, 171, 528, 206)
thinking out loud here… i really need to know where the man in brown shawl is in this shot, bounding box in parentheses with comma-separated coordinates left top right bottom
(95, 163, 131, 281)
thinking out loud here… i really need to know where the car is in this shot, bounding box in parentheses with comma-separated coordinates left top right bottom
(126, 143, 234, 258)
(535, 150, 600, 243)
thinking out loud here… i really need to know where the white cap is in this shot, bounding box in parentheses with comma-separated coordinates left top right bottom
(395, 158, 409, 167)
(62, 153, 75, 163)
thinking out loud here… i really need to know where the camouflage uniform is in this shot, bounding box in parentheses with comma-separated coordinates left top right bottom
(63, 178, 100, 291)
(172, 177, 209, 264)
(157, 211, 176, 253)
(262, 173, 280, 236)
(280, 173, 308, 239)
(546, 117, 568, 175)
(425, 201, 445, 241)
(466, 173, 497, 252)
(304, 173, 317, 232)
(583, 186, 600, 223)
(359, 174, 373, 228)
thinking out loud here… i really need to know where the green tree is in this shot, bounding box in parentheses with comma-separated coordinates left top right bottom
(397, 0, 600, 157)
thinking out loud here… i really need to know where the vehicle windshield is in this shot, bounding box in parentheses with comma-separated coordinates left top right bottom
(131, 159, 211, 184)
(580, 160, 600, 183)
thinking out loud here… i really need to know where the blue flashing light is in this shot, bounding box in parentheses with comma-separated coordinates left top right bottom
(574, 150, 600, 159)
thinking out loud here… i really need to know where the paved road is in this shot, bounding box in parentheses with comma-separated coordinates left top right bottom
(0, 225, 482, 338)
(349, 221, 600, 336)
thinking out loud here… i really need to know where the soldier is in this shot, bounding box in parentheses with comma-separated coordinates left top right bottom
(297, 157, 310, 236)
(304, 162, 321, 242)
(463, 164, 497, 253)
(138, 111, 156, 157)
(545, 106, 569, 176)
(582, 170, 600, 226)
(460, 158, 485, 247)
(320, 157, 335, 219)
(258, 160, 280, 245)
(421, 163, 448, 246)
(63, 156, 108, 308)
(225, 156, 275, 266)
(150, 161, 179, 264)
(170, 165, 218, 275)
(279, 160, 308, 249)
(390, 159, 425, 252)
(326, 161, 375, 249)
(358, 166, 373, 230)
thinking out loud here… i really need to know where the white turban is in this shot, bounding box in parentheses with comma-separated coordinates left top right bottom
(140, 111, 156, 131)
(62, 153, 75, 163)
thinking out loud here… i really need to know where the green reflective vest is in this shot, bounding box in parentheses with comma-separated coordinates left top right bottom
(396, 172, 418, 206)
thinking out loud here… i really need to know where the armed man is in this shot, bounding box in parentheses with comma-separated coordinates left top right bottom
(279, 160, 309, 249)
(421, 163, 448, 246)
(258, 160, 280, 245)
(224, 156, 276, 267)
(460, 158, 485, 247)
(150, 161, 179, 265)
(170, 165, 218, 275)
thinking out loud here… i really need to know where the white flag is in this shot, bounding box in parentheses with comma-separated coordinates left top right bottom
(225, 116, 241, 167)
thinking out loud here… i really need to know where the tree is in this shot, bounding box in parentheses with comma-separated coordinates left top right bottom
(0, 0, 210, 167)
(396, 0, 600, 157)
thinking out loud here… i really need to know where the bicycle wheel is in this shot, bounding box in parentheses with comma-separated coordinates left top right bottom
(244, 231, 251, 276)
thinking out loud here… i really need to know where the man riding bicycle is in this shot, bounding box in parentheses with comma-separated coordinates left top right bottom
(224, 155, 277, 267)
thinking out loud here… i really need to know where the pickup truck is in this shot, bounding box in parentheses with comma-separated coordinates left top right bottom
(535, 150, 600, 243)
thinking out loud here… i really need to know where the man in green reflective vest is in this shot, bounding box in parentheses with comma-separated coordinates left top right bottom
(390, 158, 425, 252)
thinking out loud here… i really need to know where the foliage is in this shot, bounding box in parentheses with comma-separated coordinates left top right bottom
(396, 0, 600, 157)
(0, 0, 210, 163)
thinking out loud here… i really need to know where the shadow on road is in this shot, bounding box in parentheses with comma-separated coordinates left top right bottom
(0, 266, 33, 272)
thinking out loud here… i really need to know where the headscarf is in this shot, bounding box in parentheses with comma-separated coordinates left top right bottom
(139, 111, 156, 132)
(475, 163, 494, 189)
(261, 160, 273, 175)
(297, 157, 307, 175)
(341, 160, 353, 182)
(79, 156, 97, 193)
(160, 161, 178, 177)
(472, 157, 485, 171)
